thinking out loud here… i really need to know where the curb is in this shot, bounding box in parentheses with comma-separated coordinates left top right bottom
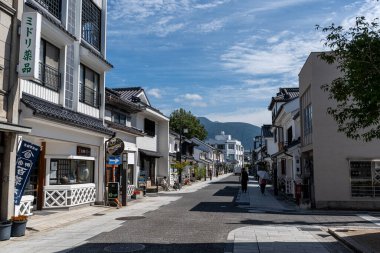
(328, 229, 365, 253)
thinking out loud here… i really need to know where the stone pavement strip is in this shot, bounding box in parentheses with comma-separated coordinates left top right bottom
(232, 178, 380, 253)
(228, 225, 330, 253)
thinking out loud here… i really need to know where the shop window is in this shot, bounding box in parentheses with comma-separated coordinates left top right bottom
(144, 118, 155, 137)
(350, 161, 380, 197)
(50, 159, 94, 185)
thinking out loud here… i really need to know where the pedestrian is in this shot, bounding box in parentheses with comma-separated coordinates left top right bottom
(241, 168, 249, 193)
(259, 177, 267, 195)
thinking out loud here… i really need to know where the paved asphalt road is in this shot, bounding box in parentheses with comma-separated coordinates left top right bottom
(65, 175, 368, 253)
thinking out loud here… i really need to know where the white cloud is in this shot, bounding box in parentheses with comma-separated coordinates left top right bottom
(341, 0, 380, 28)
(197, 19, 225, 33)
(184, 93, 203, 100)
(193, 0, 230, 9)
(147, 88, 162, 98)
(221, 31, 324, 76)
(205, 108, 271, 126)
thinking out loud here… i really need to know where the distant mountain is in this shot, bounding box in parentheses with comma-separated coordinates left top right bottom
(198, 117, 261, 150)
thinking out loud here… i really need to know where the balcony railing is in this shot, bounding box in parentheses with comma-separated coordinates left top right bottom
(35, 0, 62, 19)
(38, 62, 61, 92)
(79, 85, 100, 108)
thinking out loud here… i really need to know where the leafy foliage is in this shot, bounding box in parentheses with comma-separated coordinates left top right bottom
(169, 108, 208, 140)
(317, 16, 380, 141)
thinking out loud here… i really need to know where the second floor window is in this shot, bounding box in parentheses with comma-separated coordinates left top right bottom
(303, 104, 312, 136)
(39, 39, 60, 91)
(82, 0, 101, 50)
(144, 118, 155, 137)
(80, 64, 100, 108)
(228, 144, 235, 149)
(35, 0, 62, 19)
(217, 144, 225, 150)
(111, 111, 127, 125)
(287, 126, 293, 145)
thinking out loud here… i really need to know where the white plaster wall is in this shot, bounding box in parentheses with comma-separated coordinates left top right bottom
(300, 53, 380, 204)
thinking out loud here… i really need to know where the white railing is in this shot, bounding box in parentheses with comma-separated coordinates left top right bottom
(127, 185, 135, 198)
(44, 183, 96, 208)
(15, 195, 35, 216)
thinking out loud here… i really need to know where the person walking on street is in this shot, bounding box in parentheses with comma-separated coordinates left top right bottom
(259, 177, 267, 195)
(241, 168, 249, 193)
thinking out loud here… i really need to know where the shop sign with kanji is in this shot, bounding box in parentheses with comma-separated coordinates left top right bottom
(18, 12, 41, 80)
(14, 140, 41, 205)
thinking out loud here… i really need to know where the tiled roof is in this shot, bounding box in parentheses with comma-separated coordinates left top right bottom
(113, 87, 143, 102)
(261, 125, 273, 138)
(268, 87, 299, 110)
(105, 120, 145, 136)
(105, 88, 145, 113)
(191, 137, 214, 152)
(21, 93, 114, 136)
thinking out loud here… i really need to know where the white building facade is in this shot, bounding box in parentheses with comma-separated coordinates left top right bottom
(299, 52, 380, 209)
(18, 0, 113, 210)
(207, 131, 244, 174)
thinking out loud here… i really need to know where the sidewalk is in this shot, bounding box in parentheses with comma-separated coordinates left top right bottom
(0, 173, 231, 252)
(231, 178, 380, 253)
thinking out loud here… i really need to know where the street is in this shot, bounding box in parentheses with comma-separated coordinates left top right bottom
(2, 174, 379, 253)
(67, 175, 361, 253)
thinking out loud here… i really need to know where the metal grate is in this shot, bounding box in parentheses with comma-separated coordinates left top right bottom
(82, 0, 101, 50)
(79, 85, 100, 108)
(39, 62, 61, 92)
(35, 0, 62, 19)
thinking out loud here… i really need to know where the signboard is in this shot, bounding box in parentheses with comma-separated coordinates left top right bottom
(14, 140, 41, 205)
(77, 146, 91, 156)
(19, 12, 41, 80)
(108, 182, 119, 201)
(107, 155, 121, 165)
(107, 138, 124, 156)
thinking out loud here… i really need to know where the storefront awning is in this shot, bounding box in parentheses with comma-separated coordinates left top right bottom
(139, 149, 162, 158)
(0, 122, 31, 134)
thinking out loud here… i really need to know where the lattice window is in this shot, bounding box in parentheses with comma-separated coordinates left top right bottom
(35, 0, 62, 19)
(82, 0, 101, 50)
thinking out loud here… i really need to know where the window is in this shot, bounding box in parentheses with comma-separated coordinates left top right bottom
(35, 0, 62, 19)
(350, 161, 380, 197)
(39, 39, 61, 91)
(303, 104, 312, 136)
(144, 118, 155, 137)
(50, 159, 94, 185)
(112, 111, 127, 125)
(228, 144, 235, 149)
(217, 144, 225, 150)
(228, 154, 234, 161)
(82, 0, 101, 50)
(79, 64, 100, 108)
(281, 159, 286, 175)
(287, 126, 293, 145)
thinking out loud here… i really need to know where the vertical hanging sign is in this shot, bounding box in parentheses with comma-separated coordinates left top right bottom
(14, 140, 41, 205)
(18, 12, 41, 80)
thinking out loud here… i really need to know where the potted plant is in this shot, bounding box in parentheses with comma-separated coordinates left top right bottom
(132, 190, 142, 199)
(0, 220, 12, 241)
(11, 215, 28, 237)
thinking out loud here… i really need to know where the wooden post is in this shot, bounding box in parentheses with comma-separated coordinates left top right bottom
(37, 142, 46, 210)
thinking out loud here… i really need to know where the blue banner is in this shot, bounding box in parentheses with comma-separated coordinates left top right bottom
(14, 140, 40, 205)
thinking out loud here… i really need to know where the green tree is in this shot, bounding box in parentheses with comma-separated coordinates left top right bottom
(169, 108, 208, 140)
(317, 16, 380, 141)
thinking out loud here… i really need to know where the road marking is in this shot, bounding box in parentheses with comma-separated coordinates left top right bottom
(357, 214, 380, 226)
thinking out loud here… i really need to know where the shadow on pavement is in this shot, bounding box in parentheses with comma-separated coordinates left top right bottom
(330, 229, 380, 253)
(62, 242, 229, 253)
(213, 186, 239, 196)
(227, 218, 373, 227)
(190, 201, 247, 213)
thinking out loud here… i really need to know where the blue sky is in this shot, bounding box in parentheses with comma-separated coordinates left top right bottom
(106, 0, 380, 127)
